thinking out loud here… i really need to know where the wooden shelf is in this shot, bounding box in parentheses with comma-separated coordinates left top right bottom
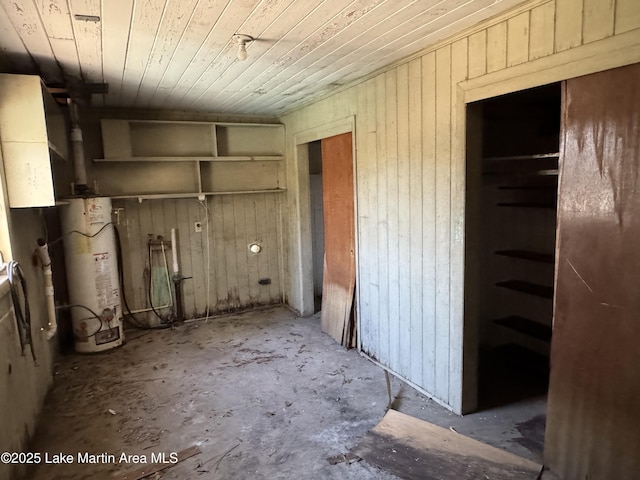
(495, 315, 552, 342)
(94, 156, 206, 162)
(48, 141, 67, 161)
(108, 188, 287, 201)
(498, 185, 557, 190)
(484, 169, 558, 177)
(201, 188, 286, 196)
(495, 250, 554, 264)
(483, 152, 560, 161)
(496, 280, 554, 299)
(96, 119, 286, 198)
(94, 155, 285, 163)
(497, 202, 556, 209)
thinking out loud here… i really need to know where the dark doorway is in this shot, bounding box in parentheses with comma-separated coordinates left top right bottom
(308, 140, 324, 313)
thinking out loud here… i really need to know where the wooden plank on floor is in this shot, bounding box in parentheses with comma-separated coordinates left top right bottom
(350, 410, 541, 480)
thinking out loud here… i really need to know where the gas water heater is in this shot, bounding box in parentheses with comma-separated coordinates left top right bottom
(60, 197, 124, 353)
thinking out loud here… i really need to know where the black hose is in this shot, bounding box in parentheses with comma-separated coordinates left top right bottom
(113, 225, 170, 330)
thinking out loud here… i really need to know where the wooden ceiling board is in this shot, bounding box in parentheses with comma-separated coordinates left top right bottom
(216, 0, 404, 113)
(252, 0, 523, 114)
(218, 0, 437, 112)
(101, 0, 134, 107)
(180, 0, 305, 109)
(0, 0, 530, 114)
(133, 0, 201, 108)
(1, 0, 63, 82)
(231, 0, 451, 113)
(161, 0, 264, 109)
(266, 0, 529, 113)
(172, 0, 343, 110)
(119, 0, 167, 106)
(146, 0, 231, 107)
(0, 8, 39, 73)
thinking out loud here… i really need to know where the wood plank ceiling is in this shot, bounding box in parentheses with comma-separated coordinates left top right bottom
(0, 0, 528, 115)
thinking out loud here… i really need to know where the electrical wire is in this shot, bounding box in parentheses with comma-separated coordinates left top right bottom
(7, 260, 37, 364)
(48, 221, 115, 247)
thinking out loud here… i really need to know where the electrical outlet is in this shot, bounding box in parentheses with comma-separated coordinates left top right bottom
(194, 221, 202, 233)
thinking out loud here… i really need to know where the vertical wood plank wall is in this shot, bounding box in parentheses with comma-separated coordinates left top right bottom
(282, 0, 640, 413)
(114, 194, 284, 321)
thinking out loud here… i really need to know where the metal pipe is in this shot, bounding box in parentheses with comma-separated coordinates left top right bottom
(170, 228, 184, 323)
(68, 100, 88, 190)
(36, 238, 57, 340)
(171, 228, 179, 274)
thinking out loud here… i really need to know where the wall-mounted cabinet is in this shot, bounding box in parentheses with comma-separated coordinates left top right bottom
(0, 74, 68, 208)
(96, 119, 285, 198)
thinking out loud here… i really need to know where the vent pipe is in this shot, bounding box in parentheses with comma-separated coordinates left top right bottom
(68, 100, 89, 194)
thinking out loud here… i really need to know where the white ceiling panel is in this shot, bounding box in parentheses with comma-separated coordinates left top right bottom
(0, 0, 528, 115)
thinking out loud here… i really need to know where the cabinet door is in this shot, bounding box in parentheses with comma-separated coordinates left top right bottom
(545, 63, 640, 479)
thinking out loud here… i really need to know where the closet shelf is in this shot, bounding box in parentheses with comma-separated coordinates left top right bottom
(484, 169, 558, 177)
(496, 280, 553, 299)
(483, 152, 560, 161)
(495, 315, 552, 342)
(497, 185, 557, 190)
(496, 202, 556, 209)
(494, 250, 554, 264)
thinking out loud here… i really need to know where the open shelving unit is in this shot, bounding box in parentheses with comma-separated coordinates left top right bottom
(473, 84, 561, 363)
(482, 149, 558, 353)
(94, 119, 286, 199)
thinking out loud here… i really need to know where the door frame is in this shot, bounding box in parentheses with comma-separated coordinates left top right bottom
(292, 116, 359, 321)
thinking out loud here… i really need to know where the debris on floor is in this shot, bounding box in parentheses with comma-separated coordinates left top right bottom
(24, 307, 546, 479)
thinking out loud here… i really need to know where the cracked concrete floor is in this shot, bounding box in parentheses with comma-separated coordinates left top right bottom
(25, 306, 545, 479)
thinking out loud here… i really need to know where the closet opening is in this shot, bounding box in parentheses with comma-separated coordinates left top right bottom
(466, 83, 561, 411)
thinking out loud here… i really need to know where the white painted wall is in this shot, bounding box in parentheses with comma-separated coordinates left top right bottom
(0, 209, 55, 480)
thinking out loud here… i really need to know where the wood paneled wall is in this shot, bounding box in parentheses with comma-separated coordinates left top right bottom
(115, 193, 284, 322)
(282, 0, 640, 413)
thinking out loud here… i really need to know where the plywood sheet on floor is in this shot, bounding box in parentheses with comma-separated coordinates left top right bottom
(351, 409, 541, 480)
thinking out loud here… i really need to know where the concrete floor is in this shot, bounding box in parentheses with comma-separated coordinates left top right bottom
(25, 306, 546, 479)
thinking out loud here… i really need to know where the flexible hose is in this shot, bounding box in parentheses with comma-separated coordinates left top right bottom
(7, 261, 37, 364)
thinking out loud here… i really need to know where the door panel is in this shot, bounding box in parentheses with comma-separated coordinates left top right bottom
(320, 133, 356, 346)
(544, 63, 640, 479)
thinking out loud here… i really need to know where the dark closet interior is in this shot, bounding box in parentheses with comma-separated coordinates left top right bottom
(468, 83, 561, 409)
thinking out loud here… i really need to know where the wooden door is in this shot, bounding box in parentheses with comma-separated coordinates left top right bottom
(544, 63, 640, 479)
(320, 133, 356, 346)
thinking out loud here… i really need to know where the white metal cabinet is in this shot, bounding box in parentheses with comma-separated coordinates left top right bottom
(0, 74, 67, 208)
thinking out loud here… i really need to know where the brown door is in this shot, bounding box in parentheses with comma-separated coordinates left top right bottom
(320, 132, 356, 347)
(545, 63, 640, 479)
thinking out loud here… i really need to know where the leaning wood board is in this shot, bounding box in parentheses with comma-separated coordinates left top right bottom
(351, 410, 540, 480)
(320, 132, 356, 346)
